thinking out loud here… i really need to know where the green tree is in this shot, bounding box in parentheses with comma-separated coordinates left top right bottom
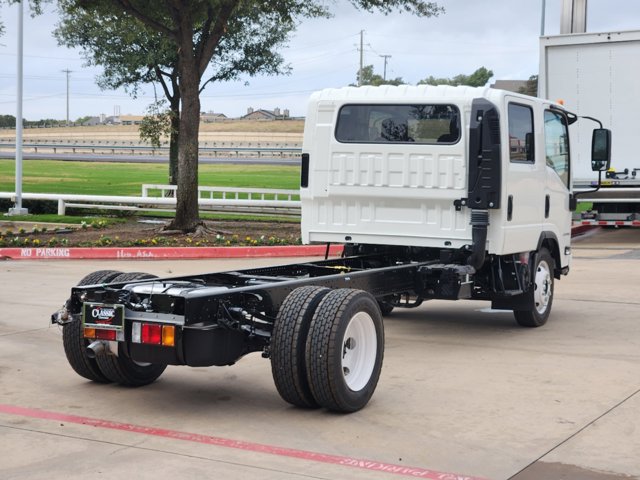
(418, 66, 494, 87)
(139, 100, 173, 150)
(353, 65, 404, 86)
(61, 0, 442, 232)
(75, 115, 93, 125)
(0, 114, 16, 127)
(55, 1, 183, 187)
(518, 75, 538, 97)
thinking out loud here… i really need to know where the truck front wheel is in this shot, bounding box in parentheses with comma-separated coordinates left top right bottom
(306, 289, 384, 413)
(62, 270, 122, 383)
(514, 248, 555, 327)
(94, 272, 167, 386)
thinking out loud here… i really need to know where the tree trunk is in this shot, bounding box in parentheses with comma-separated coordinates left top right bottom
(168, 15, 201, 233)
(168, 98, 180, 187)
(168, 69, 201, 231)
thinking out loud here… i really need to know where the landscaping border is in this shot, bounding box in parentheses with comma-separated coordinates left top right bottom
(0, 244, 344, 260)
(0, 226, 598, 261)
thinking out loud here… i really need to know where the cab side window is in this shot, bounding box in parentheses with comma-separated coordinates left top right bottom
(508, 103, 534, 163)
(544, 110, 570, 186)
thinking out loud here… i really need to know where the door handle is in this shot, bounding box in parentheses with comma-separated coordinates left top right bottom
(545, 195, 550, 218)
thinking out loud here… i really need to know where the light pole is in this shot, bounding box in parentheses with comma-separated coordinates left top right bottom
(8, 0, 28, 216)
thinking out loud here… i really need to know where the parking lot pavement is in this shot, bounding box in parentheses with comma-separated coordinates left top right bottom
(1, 229, 639, 480)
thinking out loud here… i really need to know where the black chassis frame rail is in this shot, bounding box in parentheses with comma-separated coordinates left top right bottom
(65, 252, 474, 367)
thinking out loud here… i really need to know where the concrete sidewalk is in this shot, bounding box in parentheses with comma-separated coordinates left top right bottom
(0, 229, 638, 480)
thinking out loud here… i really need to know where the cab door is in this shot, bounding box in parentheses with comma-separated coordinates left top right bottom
(501, 98, 546, 254)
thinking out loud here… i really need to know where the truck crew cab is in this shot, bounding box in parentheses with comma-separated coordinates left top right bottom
(53, 86, 610, 413)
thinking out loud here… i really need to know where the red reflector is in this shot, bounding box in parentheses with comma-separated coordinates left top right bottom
(95, 329, 117, 341)
(141, 323, 162, 345)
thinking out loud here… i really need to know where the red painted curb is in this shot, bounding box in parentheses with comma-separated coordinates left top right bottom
(0, 226, 595, 260)
(0, 244, 344, 260)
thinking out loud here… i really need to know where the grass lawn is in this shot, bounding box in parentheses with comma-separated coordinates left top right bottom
(0, 160, 300, 196)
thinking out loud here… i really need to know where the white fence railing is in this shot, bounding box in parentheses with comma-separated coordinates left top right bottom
(141, 184, 299, 201)
(0, 142, 302, 158)
(0, 187, 301, 217)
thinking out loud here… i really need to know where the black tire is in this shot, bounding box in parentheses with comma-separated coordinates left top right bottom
(514, 248, 555, 327)
(306, 289, 384, 413)
(271, 286, 330, 408)
(62, 270, 122, 383)
(94, 272, 167, 386)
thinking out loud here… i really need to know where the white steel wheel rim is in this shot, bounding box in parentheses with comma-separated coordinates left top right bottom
(534, 260, 552, 314)
(341, 311, 377, 392)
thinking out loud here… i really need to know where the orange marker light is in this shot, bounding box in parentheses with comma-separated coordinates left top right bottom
(557, 99, 565, 105)
(162, 325, 176, 347)
(84, 327, 96, 339)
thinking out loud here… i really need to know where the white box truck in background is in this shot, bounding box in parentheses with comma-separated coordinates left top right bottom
(539, 29, 640, 225)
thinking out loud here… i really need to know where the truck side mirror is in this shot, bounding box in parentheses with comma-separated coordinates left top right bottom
(591, 128, 611, 171)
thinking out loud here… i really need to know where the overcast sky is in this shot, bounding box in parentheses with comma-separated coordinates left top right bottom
(1, 0, 639, 121)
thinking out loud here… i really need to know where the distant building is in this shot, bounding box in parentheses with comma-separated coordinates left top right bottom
(117, 115, 144, 125)
(201, 111, 228, 122)
(242, 107, 290, 121)
(79, 114, 144, 126)
(491, 80, 528, 94)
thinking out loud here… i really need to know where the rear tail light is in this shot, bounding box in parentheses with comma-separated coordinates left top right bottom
(96, 329, 117, 341)
(84, 327, 121, 341)
(142, 323, 162, 344)
(132, 322, 175, 347)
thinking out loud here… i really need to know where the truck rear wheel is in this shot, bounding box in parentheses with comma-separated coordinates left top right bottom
(306, 289, 384, 413)
(62, 270, 122, 383)
(271, 286, 330, 408)
(94, 272, 167, 386)
(514, 248, 555, 327)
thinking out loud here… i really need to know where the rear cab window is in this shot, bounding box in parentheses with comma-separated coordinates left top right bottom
(335, 104, 461, 144)
(508, 103, 535, 163)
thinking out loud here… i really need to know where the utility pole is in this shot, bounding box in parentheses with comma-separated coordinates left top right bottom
(358, 30, 364, 86)
(380, 54, 392, 81)
(62, 69, 72, 126)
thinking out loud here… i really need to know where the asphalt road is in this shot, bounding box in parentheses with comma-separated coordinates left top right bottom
(0, 152, 300, 165)
(1, 229, 639, 480)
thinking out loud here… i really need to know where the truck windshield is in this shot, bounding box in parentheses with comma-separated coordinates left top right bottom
(544, 110, 570, 186)
(335, 104, 460, 144)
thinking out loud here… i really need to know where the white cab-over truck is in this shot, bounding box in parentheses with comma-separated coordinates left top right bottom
(53, 86, 609, 412)
(540, 29, 640, 225)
